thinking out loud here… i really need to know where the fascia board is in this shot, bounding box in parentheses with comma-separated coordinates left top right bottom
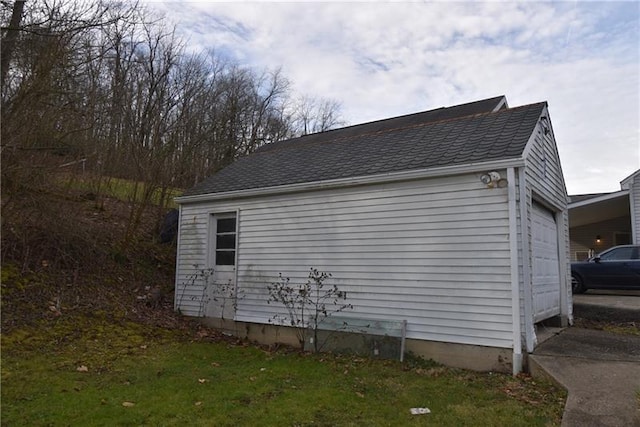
(493, 96, 509, 111)
(521, 105, 549, 161)
(520, 105, 569, 198)
(175, 157, 526, 205)
(621, 169, 640, 188)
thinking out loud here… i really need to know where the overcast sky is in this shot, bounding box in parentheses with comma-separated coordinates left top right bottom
(147, 1, 639, 195)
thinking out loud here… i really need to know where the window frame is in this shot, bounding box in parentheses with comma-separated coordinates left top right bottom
(209, 212, 238, 268)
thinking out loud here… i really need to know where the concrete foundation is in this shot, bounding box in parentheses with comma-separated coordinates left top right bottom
(199, 317, 515, 373)
(405, 338, 514, 373)
(201, 317, 302, 348)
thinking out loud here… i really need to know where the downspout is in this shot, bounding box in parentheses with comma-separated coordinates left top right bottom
(507, 167, 523, 375)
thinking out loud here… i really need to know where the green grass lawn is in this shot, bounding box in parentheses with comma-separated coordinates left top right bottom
(1, 318, 565, 426)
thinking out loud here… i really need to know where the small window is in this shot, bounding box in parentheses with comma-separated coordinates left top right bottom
(215, 250, 235, 266)
(217, 218, 236, 233)
(214, 215, 236, 266)
(216, 234, 236, 249)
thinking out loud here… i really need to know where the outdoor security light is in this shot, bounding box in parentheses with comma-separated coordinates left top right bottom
(480, 171, 506, 188)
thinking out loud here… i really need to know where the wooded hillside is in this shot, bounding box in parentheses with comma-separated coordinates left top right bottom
(1, 0, 343, 277)
(1, 0, 343, 329)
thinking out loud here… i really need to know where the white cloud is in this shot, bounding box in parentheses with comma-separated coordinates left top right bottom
(147, 0, 639, 194)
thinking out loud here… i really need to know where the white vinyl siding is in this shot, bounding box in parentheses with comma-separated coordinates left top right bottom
(176, 173, 514, 348)
(174, 208, 209, 315)
(524, 121, 567, 210)
(521, 107, 571, 332)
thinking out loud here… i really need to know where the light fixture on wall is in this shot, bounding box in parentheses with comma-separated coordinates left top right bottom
(480, 171, 508, 188)
(595, 235, 602, 244)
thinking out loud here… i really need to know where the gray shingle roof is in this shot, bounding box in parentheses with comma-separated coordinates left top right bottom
(182, 97, 546, 197)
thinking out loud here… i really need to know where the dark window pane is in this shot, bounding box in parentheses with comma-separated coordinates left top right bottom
(216, 234, 236, 249)
(216, 250, 235, 265)
(217, 218, 236, 233)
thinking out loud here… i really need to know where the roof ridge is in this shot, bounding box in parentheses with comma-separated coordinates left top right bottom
(349, 101, 544, 140)
(256, 95, 507, 154)
(256, 101, 546, 156)
(307, 95, 507, 136)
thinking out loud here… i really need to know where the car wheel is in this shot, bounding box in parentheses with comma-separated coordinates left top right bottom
(571, 273, 586, 294)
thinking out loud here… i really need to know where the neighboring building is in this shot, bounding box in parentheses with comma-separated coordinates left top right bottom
(174, 96, 571, 375)
(568, 169, 640, 261)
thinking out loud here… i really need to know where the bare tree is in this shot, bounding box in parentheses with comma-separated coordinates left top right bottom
(1, 0, 26, 89)
(292, 95, 345, 135)
(1, 0, 345, 269)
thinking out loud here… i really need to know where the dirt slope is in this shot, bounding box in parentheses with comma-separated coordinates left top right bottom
(1, 191, 183, 332)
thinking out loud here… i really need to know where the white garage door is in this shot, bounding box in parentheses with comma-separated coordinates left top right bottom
(531, 202, 561, 322)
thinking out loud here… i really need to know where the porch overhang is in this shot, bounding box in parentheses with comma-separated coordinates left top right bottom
(568, 190, 630, 227)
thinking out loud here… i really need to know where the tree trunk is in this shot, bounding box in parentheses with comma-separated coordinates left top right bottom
(1, 0, 26, 90)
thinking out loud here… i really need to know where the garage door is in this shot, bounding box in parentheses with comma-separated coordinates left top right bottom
(531, 202, 561, 322)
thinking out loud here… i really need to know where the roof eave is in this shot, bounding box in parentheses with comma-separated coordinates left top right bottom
(568, 189, 630, 209)
(175, 157, 526, 204)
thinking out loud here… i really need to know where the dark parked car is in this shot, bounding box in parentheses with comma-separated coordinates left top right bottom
(571, 245, 640, 293)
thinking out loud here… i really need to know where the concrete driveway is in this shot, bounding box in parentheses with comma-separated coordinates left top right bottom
(529, 290, 640, 426)
(573, 289, 640, 311)
(531, 329, 640, 427)
(573, 290, 640, 324)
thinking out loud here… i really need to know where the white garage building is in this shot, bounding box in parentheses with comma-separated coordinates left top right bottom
(174, 96, 571, 374)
